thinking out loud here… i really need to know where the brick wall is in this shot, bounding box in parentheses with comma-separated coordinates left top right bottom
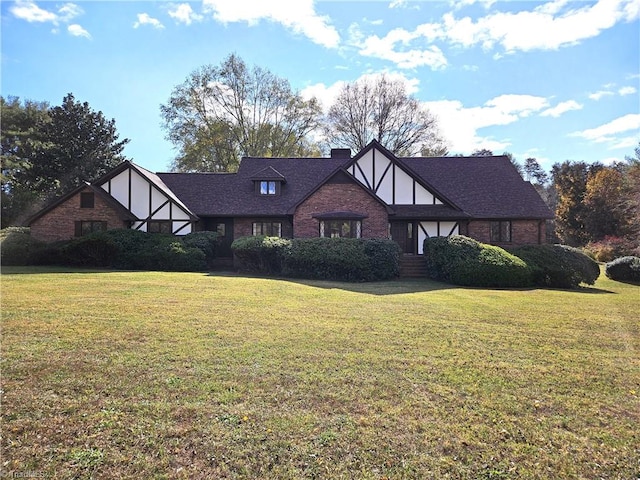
(30, 187, 128, 242)
(467, 219, 545, 246)
(293, 183, 389, 238)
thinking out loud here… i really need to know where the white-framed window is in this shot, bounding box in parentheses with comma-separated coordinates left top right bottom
(319, 220, 362, 238)
(252, 222, 282, 237)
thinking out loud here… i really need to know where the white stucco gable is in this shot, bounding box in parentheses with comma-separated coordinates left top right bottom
(346, 144, 444, 206)
(98, 161, 197, 235)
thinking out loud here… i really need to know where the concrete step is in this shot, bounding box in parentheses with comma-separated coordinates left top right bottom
(399, 256, 427, 277)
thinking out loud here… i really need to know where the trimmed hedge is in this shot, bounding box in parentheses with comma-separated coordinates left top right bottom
(605, 256, 640, 283)
(423, 235, 531, 288)
(1, 228, 214, 271)
(231, 236, 401, 282)
(182, 231, 219, 266)
(231, 236, 291, 275)
(510, 244, 600, 288)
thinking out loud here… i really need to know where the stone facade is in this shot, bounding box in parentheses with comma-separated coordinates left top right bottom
(467, 219, 545, 247)
(30, 187, 129, 243)
(293, 183, 389, 238)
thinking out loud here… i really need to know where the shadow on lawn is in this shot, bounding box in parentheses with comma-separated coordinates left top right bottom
(208, 271, 616, 296)
(2, 266, 616, 296)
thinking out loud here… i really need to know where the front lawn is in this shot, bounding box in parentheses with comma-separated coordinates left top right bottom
(1, 267, 638, 478)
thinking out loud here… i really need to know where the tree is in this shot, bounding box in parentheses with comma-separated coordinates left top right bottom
(32, 93, 129, 198)
(1, 94, 129, 227)
(323, 74, 448, 157)
(622, 142, 640, 245)
(552, 161, 604, 246)
(523, 157, 549, 185)
(502, 151, 523, 177)
(1, 96, 50, 227)
(583, 167, 628, 241)
(471, 148, 493, 157)
(161, 54, 322, 172)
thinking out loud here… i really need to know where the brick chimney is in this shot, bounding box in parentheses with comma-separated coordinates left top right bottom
(330, 148, 351, 159)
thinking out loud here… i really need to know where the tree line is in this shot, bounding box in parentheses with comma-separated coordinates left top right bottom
(159, 53, 448, 173)
(2, 53, 638, 254)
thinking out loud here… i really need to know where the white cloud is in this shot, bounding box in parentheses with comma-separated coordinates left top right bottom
(10, 0, 57, 22)
(570, 114, 640, 145)
(472, 0, 637, 53)
(610, 136, 639, 150)
(10, 1, 90, 38)
(424, 94, 550, 154)
(451, 0, 497, 10)
(540, 100, 583, 117)
(134, 13, 165, 29)
(389, 0, 407, 8)
(10, 1, 83, 27)
(203, 0, 340, 48)
(619, 86, 637, 95)
(168, 4, 204, 25)
(58, 3, 83, 23)
(359, 33, 448, 69)
(355, 24, 448, 69)
(362, 0, 639, 68)
(301, 81, 346, 111)
(67, 23, 91, 39)
(588, 90, 616, 100)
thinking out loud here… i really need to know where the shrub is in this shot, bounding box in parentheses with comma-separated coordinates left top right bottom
(0, 227, 44, 265)
(138, 241, 206, 272)
(284, 238, 372, 282)
(231, 236, 401, 282)
(423, 236, 532, 288)
(363, 238, 402, 280)
(605, 256, 640, 283)
(511, 244, 600, 288)
(182, 231, 218, 265)
(61, 234, 119, 267)
(97, 229, 156, 269)
(231, 236, 291, 275)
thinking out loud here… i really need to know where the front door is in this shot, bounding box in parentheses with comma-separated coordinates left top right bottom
(391, 221, 416, 254)
(207, 218, 234, 257)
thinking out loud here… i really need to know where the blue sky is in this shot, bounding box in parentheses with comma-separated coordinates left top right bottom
(2, 0, 639, 174)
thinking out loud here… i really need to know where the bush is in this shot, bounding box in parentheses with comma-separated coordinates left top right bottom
(231, 236, 401, 282)
(423, 236, 532, 288)
(182, 231, 218, 265)
(511, 244, 600, 288)
(18, 229, 209, 272)
(97, 229, 157, 269)
(284, 238, 372, 281)
(363, 238, 402, 280)
(61, 234, 119, 267)
(0, 227, 44, 266)
(138, 241, 206, 272)
(231, 236, 291, 275)
(605, 256, 640, 283)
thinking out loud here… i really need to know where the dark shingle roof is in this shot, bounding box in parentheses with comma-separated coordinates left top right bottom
(158, 157, 347, 217)
(400, 156, 553, 219)
(157, 150, 553, 220)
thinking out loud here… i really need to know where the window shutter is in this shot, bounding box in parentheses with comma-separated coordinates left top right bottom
(74, 221, 82, 237)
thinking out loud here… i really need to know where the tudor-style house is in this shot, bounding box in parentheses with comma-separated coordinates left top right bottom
(28, 140, 554, 256)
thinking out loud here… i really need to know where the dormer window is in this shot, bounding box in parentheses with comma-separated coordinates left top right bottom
(260, 181, 277, 195)
(251, 166, 286, 196)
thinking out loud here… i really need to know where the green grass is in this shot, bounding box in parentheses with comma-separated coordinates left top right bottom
(1, 266, 639, 479)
